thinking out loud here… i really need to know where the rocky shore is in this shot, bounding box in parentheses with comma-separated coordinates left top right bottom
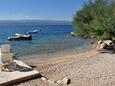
(12, 48, 115, 86)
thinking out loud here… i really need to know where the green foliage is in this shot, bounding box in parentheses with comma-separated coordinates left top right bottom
(73, 0, 115, 40)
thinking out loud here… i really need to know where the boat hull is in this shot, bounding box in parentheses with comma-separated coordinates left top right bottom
(8, 35, 32, 41)
(27, 30, 39, 34)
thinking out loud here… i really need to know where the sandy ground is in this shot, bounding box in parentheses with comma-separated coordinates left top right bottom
(12, 49, 115, 86)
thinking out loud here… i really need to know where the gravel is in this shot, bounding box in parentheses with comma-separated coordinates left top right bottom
(12, 49, 115, 86)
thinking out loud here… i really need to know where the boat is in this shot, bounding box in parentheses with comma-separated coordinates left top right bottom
(15, 33, 23, 36)
(27, 30, 39, 34)
(8, 34, 32, 41)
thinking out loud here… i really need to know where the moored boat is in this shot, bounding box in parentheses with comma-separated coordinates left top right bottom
(8, 34, 32, 41)
(27, 30, 39, 34)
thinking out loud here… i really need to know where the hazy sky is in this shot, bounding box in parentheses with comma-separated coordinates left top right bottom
(0, 0, 88, 20)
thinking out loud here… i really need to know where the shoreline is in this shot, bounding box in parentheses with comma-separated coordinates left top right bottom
(13, 45, 115, 86)
(17, 44, 92, 61)
(25, 47, 98, 66)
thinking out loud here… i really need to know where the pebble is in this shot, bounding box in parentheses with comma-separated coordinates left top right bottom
(41, 77, 47, 81)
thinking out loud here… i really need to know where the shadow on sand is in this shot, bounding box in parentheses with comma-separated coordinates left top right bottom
(15, 64, 33, 72)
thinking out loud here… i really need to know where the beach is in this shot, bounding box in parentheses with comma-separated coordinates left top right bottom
(12, 46, 115, 86)
(0, 0, 114, 85)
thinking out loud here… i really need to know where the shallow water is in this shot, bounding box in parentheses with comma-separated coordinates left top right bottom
(0, 21, 90, 60)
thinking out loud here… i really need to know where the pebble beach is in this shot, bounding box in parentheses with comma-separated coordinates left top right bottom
(12, 45, 115, 86)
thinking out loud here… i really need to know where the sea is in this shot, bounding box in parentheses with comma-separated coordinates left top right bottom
(0, 20, 90, 60)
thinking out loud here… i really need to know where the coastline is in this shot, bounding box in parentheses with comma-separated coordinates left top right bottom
(13, 45, 115, 86)
(24, 45, 98, 65)
(17, 44, 92, 61)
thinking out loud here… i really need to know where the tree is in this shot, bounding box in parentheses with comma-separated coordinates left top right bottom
(73, 0, 115, 41)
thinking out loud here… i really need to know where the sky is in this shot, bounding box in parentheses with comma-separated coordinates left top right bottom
(0, 0, 88, 21)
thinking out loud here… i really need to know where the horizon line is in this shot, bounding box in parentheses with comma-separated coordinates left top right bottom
(0, 19, 72, 22)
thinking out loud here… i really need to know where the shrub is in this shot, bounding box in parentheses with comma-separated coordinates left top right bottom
(73, 0, 115, 41)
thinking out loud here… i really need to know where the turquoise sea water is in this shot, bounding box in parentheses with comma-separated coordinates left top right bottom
(0, 21, 90, 60)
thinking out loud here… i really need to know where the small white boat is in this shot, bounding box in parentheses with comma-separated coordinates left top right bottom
(27, 30, 39, 34)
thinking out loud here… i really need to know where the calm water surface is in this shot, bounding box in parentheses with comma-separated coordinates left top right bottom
(0, 21, 90, 60)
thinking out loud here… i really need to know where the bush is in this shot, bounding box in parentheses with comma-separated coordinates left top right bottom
(73, 0, 115, 41)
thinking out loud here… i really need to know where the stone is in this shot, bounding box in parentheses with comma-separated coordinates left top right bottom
(97, 40, 103, 45)
(70, 32, 75, 36)
(56, 77, 71, 85)
(56, 80, 62, 84)
(99, 43, 107, 49)
(41, 77, 47, 81)
(48, 79, 56, 84)
(103, 40, 112, 46)
(61, 77, 71, 85)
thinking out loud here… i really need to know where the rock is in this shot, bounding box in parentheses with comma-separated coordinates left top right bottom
(99, 43, 108, 49)
(96, 40, 103, 49)
(96, 40, 115, 50)
(48, 79, 56, 84)
(57, 77, 71, 85)
(97, 40, 103, 45)
(103, 40, 112, 46)
(70, 32, 75, 36)
(48, 80, 59, 86)
(41, 77, 47, 81)
(57, 80, 62, 84)
(96, 40, 112, 50)
(61, 77, 71, 85)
